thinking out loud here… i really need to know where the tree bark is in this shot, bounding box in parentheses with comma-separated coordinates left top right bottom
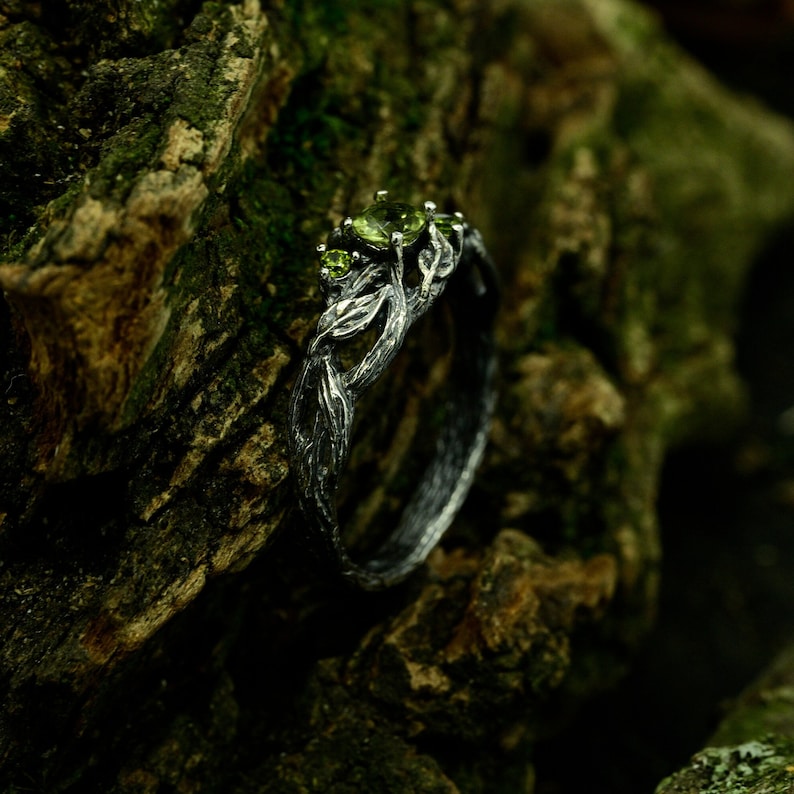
(656, 641, 794, 794)
(1, 0, 793, 790)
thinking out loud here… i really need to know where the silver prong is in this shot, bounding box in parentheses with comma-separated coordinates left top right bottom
(390, 230, 405, 278)
(316, 243, 327, 254)
(343, 216, 353, 227)
(375, 190, 389, 203)
(351, 251, 361, 261)
(423, 200, 437, 222)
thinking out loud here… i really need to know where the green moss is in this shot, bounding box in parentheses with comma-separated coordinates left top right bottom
(283, 0, 406, 49)
(263, 76, 356, 193)
(87, 119, 164, 202)
(231, 171, 319, 318)
(278, 0, 436, 197)
(612, 35, 794, 336)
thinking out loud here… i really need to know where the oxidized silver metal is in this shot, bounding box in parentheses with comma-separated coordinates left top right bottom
(288, 192, 498, 590)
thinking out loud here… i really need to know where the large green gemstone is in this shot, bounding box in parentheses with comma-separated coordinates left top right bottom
(351, 202, 426, 248)
(320, 248, 353, 278)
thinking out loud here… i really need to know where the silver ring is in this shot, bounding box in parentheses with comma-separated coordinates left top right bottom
(288, 191, 498, 589)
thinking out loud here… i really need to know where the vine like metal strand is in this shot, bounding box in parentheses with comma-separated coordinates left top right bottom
(288, 195, 498, 589)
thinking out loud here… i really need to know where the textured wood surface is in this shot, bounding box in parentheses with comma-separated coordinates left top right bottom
(1, 0, 794, 790)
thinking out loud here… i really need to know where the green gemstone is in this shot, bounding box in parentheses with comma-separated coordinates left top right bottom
(320, 248, 353, 278)
(351, 202, 426, 248)
(433, 214, 458, 238)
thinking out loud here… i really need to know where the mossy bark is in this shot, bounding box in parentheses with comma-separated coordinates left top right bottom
(1, 0, 793, 791)
(655, 642, 794, 794)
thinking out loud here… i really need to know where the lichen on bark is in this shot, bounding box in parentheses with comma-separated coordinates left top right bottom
(1, 0, 794, 791)
(655, 641, 794, 793)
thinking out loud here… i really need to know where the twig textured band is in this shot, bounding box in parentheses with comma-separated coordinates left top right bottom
(288, 192, 498, 589)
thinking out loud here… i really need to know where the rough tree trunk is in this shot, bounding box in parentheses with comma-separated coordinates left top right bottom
(1, 0, 793, 791)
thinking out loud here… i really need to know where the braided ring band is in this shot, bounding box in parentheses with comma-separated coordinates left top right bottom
(288, 191, 498, 590)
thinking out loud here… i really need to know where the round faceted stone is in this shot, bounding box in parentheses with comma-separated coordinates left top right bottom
(351, 202, 426, 248)
(433, 214, 459, 239)
(320, 248, 353, 278)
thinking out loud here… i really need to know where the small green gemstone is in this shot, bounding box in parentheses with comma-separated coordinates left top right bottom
(433, 214, 459, 238)
(320, 249, 353, 278)
(351, 202, 426, 248)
